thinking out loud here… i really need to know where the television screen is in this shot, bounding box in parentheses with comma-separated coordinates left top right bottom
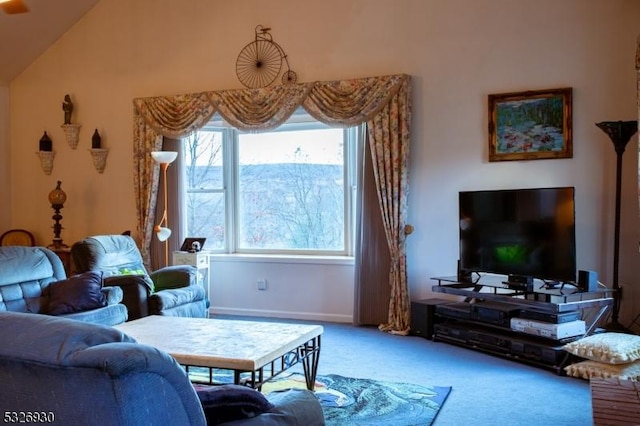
(459, 187, 576, 283)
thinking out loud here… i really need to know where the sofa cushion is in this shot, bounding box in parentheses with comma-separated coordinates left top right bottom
(193, 384, 275, 425)
(47, 271, 107, 315)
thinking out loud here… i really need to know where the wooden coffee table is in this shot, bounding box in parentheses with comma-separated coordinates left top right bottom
(114, 316, 322, 390)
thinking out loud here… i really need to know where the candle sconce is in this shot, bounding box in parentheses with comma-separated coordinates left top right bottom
(36, 151, 55, 175)
(36, 131, 54, 175)
(61, 124, 81, 149)
(89, 148, 109, 173)
(89, 129, 108, 173)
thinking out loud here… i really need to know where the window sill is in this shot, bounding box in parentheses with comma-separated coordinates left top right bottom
(208, 253, 355, 266)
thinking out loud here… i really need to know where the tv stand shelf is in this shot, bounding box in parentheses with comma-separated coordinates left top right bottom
(430, 275, 614, 374)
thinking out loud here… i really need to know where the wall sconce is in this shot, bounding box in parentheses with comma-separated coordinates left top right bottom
(89, 129, 108, 173)
(151, 150, 178, 265)
(61, 123, 81, 149)
(36, 131, 54, 175)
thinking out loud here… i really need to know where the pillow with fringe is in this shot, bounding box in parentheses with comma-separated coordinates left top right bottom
(562, 333, 640, 364)
(564, 360, 640, 381)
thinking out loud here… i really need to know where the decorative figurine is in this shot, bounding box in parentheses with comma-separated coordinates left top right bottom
(62, 94, 74, 125)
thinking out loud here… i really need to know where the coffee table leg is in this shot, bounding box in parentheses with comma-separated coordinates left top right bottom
(301, 335, 321, 391)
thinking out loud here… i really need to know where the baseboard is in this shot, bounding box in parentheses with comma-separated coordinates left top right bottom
(210, 307, 352, 323)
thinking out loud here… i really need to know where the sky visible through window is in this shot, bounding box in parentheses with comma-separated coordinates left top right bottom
(239, 129, 344, 165)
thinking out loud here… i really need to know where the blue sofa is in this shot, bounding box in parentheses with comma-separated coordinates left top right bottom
(0, 312, 325, 426)
(0, 246, 127, 325)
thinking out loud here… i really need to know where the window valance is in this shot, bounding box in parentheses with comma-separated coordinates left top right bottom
(133, 74, 409, 135)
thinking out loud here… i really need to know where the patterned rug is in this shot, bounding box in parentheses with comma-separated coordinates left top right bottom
(262, 373, 451, 426)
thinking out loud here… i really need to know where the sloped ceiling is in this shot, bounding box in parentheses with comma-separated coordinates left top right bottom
(0, 0, 100, 85)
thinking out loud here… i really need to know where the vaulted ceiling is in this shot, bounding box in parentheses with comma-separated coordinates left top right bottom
(0, 0, 100, 85)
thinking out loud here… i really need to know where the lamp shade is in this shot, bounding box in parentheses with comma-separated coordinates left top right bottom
(155, 226, 172, 242)
(151, 151, 178, 164)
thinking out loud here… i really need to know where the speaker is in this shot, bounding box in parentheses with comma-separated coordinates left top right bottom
(577, 270, 598, 292)
(411, 298, 455, 339)
(457, 260, 473, 283)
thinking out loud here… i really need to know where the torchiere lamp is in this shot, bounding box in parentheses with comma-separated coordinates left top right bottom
(151, 151, 178, 266)
(47, 180, 67, 249)
(595, 120, 638, 332)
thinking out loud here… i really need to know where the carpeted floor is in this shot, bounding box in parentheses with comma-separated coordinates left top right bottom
(202, 316, 594, 425)
(263, 373, 451, 426)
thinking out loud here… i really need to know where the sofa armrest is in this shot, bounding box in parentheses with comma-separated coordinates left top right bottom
(219, 389, 325, 425)
(150, 265, 197, 291)
(148, 285, 206, 312)
(101, 286, 124, 305)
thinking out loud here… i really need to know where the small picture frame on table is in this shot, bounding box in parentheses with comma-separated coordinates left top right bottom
(488, 87, 573, 162)
(180, 237, 206, 252)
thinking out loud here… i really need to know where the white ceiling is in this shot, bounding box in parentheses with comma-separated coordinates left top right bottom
(0, 0, 101, 85)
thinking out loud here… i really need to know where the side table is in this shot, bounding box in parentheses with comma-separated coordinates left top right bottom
(590, 377, 640, 425)
(51, 247, 72, 277)
(172, 251, 210, 301)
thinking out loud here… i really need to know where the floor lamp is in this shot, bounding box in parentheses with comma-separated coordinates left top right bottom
(595, 120, 638, 332)
(151, 151, 178, 266)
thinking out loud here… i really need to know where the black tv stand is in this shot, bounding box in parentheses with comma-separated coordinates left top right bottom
(430, 275, 614, 374)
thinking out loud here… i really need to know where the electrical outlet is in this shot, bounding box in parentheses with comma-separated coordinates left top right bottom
(257, 279, 267, 291)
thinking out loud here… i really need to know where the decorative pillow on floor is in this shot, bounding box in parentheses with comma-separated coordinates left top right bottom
(193, 384, 274, 425)
(564, 359, 640, 381)
(47, 271, 107, 315)
(562, 332, 640, 364)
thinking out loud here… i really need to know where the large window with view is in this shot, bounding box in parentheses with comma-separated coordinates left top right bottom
(183, 111, 359, 256)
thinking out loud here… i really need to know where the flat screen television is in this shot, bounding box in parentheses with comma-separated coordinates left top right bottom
(459, 186, 576, 283)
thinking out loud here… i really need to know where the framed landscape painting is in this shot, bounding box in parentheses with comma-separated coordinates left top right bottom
(488, 87, 572, 162)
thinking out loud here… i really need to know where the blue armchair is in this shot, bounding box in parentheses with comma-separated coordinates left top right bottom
(0, 312, 325, 426)
(0, 311, 206, 426)
(0, 246, 127, 326)
(71, 235, 207, 320)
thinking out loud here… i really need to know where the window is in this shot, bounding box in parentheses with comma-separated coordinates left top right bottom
(183, 110, 359, 256)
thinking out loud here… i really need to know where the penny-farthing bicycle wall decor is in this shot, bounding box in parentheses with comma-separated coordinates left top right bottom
(236, 25, 298, 89)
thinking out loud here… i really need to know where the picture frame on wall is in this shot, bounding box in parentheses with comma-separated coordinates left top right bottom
(488, 87, 573, 162)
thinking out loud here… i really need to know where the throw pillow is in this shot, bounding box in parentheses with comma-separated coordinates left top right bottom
(193, 384, 274, 425)
(564, 360, 640, 381)
(47, 271, 107, 315)
(562, 332, 640, 364)
(113, 264, 154, 292)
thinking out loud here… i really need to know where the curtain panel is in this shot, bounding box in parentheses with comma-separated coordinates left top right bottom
(132, 73, 412, 333)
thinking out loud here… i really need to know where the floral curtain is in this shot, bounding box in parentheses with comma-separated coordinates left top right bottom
(133, 74, 412, 333)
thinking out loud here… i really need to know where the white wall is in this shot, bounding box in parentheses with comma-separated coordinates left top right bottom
(209, 256, 354, 323)
(5, 0, 640, 324)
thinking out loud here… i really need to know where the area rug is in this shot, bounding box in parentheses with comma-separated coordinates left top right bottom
(262, 373, 451, 426)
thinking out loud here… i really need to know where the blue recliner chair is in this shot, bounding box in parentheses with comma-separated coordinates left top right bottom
(71, 235, 208, 320)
